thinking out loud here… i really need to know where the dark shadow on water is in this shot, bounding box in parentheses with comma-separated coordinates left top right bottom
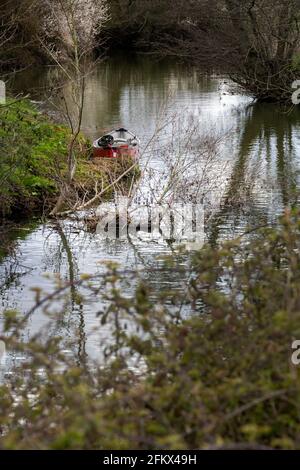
(207, 103, 300, 246)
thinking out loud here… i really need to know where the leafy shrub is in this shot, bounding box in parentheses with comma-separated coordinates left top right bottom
(0, 99, 138, 218)
(0, 209, 300, 449)
(0, 100, 69, 216)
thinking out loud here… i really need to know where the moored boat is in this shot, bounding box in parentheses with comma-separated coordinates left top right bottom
(93, 128, 140, 159)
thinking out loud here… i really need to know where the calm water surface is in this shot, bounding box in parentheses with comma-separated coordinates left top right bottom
(1, 56, 300, 361)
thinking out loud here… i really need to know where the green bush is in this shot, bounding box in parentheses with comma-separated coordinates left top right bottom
(0, 99, 138, 218)
(0, 100, 69, 217)
(0, 209, 300, 449)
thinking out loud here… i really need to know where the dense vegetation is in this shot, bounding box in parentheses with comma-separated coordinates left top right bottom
(0, 100, 137, 218)
(106, 0, 300, 103)
(2, 0, 300, 103)
(0, 209, 300, 449)
(0, 100, 69, 217)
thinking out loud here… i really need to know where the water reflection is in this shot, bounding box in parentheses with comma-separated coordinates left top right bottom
(207, 103, 300, 244)
(2, 56, 300, 360)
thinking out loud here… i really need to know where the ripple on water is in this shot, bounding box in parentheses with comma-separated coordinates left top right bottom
(2, 56, 300, 361)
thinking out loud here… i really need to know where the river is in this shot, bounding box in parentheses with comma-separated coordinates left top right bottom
(1, 55, 300, 362)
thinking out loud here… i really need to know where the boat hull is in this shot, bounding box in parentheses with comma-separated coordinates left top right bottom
(93, 145, 139, 159)
(92, 128, 140, 160)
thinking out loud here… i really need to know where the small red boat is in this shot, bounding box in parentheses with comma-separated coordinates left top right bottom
(93, 128, 140, 159)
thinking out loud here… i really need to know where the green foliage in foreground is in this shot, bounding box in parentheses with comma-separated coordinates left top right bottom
(1, 209, 300, 449)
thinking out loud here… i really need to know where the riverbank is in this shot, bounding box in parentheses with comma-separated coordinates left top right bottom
(0, 99, 139, 220)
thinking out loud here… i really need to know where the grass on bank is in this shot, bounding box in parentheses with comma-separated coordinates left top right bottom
(0, 99, 138, 218)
